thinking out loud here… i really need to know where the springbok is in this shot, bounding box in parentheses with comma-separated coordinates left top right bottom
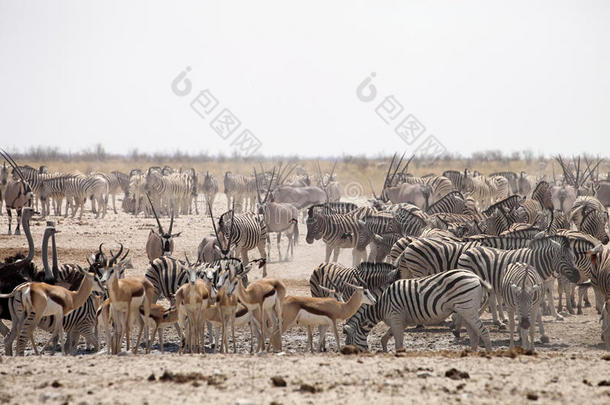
(145, 193, 181, 263)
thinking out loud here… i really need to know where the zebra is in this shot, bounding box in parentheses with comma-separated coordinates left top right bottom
(457, 236, 580, 325)
(321, 201, 358, 215)
(343, 270, 492, 352)
(201, 171, 219, 216)
(9, 293, 102, 355)
(388, 236, 414, 265)
(554, 230, 601, 315)
(569, 196, 609, 244)
(145, 168, 179, 216)
(482, 195, 525, 217)
(305, 205, 375, 265)
(393, 205, 431, 237)
(223, 171, 255, 212)
(442, 169, 466, 192)
(399, 236, 532, 279)
(309, 261, 398, 350)
(310, 262, 398, 299)
(463, 173, 494, 209)
(39, 174, 75, 217)
(500, 262, 546, 349)
(218, 208, 268, 276)
(5, 249, 113, 356)
(425, 191, 466, 215)
(520, 181, 553, 225)
(489, 171, 519, 194)
(93, 171, 128, 215)
(144, 255, 238, 304)
(585, 245, 610, 347)
(63, 173, 109, 219)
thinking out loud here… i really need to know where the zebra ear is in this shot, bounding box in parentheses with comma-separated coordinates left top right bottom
(343, 324, 354, 336)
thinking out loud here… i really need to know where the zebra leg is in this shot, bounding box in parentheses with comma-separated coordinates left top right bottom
(565, 280, 576, 315)
(534, 302, 548, 344)
(324, 244, 332, 262)
(578, 286, 591, 308)
(487, 291, 503, 327)
(380, 328, 393, 352)
(507, 308, 516, 348)
(544, 279, 563, 321)
(388, 314, 406, 352)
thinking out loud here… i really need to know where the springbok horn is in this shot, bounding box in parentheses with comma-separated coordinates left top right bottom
(146, 192, 164, 234)
(120, 248, 130, 261)
(109, 244, 123, 266)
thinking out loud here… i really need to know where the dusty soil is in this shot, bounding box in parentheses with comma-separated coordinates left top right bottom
(1, 195, 609, 404)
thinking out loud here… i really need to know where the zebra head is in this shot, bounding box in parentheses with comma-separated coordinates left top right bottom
(536, 236, 580, 283)
(508, 263, 540, 330)
(305, 205, 326, 244)
(579, 208, 609, 245)
(342, 313, 371, 351)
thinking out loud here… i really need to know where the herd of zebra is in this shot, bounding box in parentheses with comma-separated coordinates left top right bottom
(1, 150, 610, 356)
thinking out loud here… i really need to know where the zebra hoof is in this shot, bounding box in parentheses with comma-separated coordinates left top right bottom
(555, 315, 564, 321)
(540, 335, 550, 344)
(584, 301, 592, 308)
(577, 308, 583, 315)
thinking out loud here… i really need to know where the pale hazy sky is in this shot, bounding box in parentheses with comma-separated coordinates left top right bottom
(1, 1, 609, 157)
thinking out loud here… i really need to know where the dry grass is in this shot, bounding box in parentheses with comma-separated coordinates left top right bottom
(14, 154, 610, 196)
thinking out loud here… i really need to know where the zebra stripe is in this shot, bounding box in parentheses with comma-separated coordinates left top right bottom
(457, 236, 580, 324)
(500, 262, 546, 349)
(344, 270, 492, 351)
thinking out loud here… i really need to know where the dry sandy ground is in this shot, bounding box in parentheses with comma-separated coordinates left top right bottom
(1, 195, 609, 404)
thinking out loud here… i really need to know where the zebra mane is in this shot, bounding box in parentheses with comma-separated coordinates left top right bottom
(356, 262, 396, 274)
(529, 235, 570, 250)
(483, 195, 523, 217)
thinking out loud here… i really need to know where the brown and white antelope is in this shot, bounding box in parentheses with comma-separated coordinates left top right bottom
(281, 282, 376, 352)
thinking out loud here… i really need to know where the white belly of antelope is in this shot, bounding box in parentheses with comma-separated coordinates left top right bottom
(294, 309, 332, 327)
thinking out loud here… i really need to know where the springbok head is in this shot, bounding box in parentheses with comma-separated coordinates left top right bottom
(146, 192, 181, 255)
